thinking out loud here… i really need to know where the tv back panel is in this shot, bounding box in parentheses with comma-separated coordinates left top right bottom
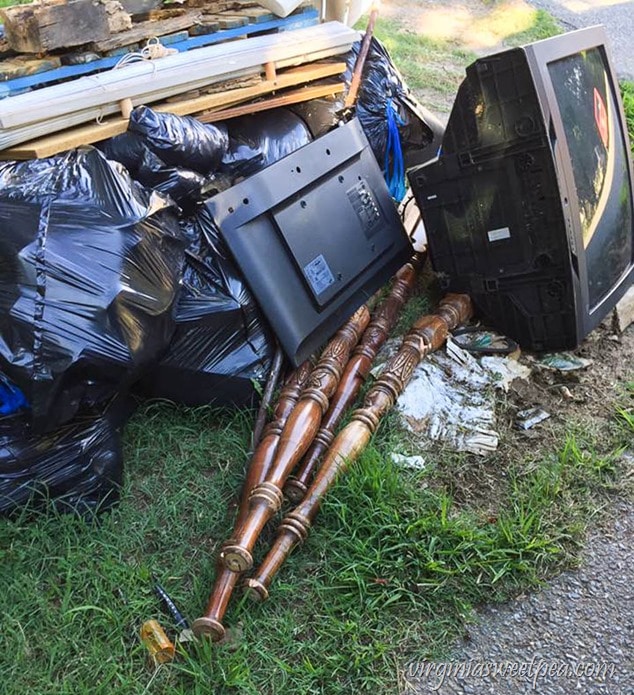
(208, 118, 412, 365)
(408, 26, 634, 352)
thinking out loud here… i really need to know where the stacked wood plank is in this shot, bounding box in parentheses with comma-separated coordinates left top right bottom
(0, 1, 271, 55)
(2, 61, 347, 159)
(0, 1, 320, 95)
(0, 0, 356, 160)
(0, 21, 355, 152)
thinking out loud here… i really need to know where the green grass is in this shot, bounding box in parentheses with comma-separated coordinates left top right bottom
(1, 7, 634, 695)
(372, 17, 477, 105)
(621, 81, 634, 141)
(0, 385, 631, 694)
(360, 7, 562, 114)
(0, 0, 31, 8)
(503, 9, 563, 46)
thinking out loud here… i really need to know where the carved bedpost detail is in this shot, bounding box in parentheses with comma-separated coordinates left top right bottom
(245, 294, 473, 601)
(220, 305, 371, 574)
(285, 255, 423, 502)
(191, 358, 314, 641)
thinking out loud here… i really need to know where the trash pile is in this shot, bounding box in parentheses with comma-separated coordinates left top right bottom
(0, 3, 439, 516)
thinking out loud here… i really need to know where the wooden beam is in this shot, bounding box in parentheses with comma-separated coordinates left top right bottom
(0, 55, 62, 81)
(0, 62, 346, 160)
(133, 8, 189, 22)
(1, 0, 111, 54)
(119, 0, 162, 14)
(200, 14, 248, 29)
(90, 12, 203, 53)
(227, 8, 275, 23)
(188, 19, 221, 36)
(198, 81, 345, 122)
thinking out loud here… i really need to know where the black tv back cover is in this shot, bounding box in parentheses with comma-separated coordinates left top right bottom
(409, 44, 579, 351)
(409, 27, 634, 352)
(208, 118, 412, 365)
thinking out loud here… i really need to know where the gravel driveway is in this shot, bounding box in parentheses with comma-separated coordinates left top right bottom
(527, 0, 634, 79)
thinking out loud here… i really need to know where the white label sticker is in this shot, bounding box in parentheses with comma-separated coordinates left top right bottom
(304, 254, 335, 295)
(487, 227, 511, 242)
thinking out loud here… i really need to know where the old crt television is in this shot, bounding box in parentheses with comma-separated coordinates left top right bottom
(208, 118, 412, 365)
(409, 26, 634, 351)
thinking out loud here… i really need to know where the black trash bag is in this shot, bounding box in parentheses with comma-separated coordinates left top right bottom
(128, 105, 229, 175)
(291, 93, 343, 139)
(348, 36, 444, 171)
(99, 132, 231, 210)
(292, 39, 443, 170)
(0, 147, 185, 432)
(219, 109, 312, 182)
(0, 396, 134, 517)
(141, 205, 275, 407)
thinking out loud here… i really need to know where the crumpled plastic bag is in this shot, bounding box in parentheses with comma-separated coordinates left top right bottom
(219, 109, 312, 182)
(99, 131, 210, 208)
(0, 396, 134, 517)
(141, 205, 275, 407)
(351, 36, 442, 169)
(128, 105, 229, 175)
(0, 147, 185, 431)
(292, 37, 443, 170)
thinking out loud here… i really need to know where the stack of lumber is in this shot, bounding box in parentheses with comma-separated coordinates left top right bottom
(0, 0, 322, 97)
(2, 61, 349, 159)
(0, 0, 359, 160)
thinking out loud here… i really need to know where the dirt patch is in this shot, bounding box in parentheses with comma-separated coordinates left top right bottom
(382, 0, 539, 54)
(405, 317, 634, 511)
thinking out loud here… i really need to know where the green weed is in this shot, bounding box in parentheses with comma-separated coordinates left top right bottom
(366, 16, 476, 115)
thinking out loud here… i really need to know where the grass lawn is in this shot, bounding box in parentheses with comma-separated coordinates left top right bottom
(1, 8, 634, 695)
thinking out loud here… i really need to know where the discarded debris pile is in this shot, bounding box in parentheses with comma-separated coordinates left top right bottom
(0, 147, 185, 513)
(0, 0, 444, 515)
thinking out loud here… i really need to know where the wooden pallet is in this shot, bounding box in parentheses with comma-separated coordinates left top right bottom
(0, 5, 319, 99)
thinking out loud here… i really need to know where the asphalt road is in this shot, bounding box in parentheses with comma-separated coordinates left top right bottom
(527, 0, 634, 79)
(404, 499, 634, 695)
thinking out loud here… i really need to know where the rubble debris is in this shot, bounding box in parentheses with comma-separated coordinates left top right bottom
(537, 352, 593, 372)
(452, 326, 519, 355)
(390, 453, 427, 470)
(394, 337, 531, 455)
(515, 407, 551, 430)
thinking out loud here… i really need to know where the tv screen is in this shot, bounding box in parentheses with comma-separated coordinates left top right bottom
(408, 26, 634, 351)
(209, 118, 412, 365)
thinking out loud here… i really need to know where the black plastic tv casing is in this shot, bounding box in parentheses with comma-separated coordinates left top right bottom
(409, 26, 634, 351)
(208, 118, 412, 365)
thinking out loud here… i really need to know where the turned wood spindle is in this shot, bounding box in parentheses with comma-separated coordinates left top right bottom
(220, 304, 371, 574)
(192, 358, 314, 640)
(285, 255, 423, 503)
(244, 294, 473, 602)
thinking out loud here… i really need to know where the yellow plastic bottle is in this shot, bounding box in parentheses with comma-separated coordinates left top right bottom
(140, 619, 176, 664)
